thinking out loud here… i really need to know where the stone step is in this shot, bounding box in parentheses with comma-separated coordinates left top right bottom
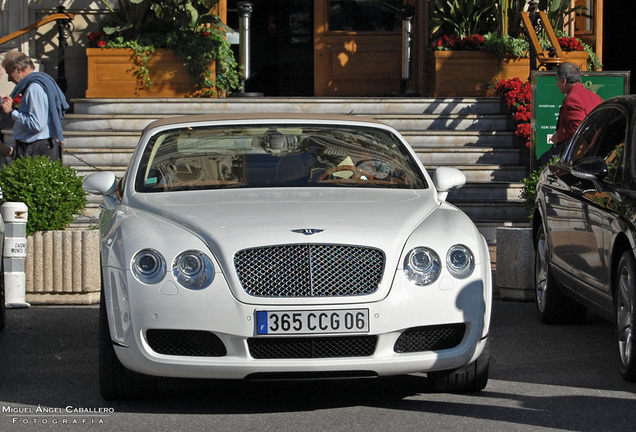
(452, 201, 530, 221)
(372, 114, 512, 132)
(447, 182, 524, 202)
(404, 130, 518, 148)
(61, 112, 513, 134)
(70, 97, 507, 116)
(416, 148, 523, 165)
(427, 164, 527, 182)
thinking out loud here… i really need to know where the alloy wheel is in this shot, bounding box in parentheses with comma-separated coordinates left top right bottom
(535, 232, 548, 314)
(617, 261, 634, 369)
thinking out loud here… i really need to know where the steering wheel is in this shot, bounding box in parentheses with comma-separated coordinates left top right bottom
(318, 165, 370, 181)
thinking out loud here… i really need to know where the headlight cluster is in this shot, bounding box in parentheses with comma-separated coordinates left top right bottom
(404, 244, 474, 286)
(132, 249, 215, 289)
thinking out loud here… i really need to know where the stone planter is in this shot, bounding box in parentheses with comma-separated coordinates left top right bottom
(496, 227, 534, 301)
(25, 230, 100, 305)
(86, 48, 216, 98)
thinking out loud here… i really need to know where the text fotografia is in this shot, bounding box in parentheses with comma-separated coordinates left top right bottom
(4, 405, 113, 425)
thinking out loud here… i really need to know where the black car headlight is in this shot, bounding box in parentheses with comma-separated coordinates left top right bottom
(446, 245, 475, 279)
(172, 250, 215, 290)
(132, 249, 166, 284)
(404, 247, 441, 286)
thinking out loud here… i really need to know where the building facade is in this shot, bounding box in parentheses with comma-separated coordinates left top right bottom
(0, 0, 631, 100)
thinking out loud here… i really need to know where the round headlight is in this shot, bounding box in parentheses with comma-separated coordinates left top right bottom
(446, 245, 475, 279)
(404, 247, 441, 286)
(132, 249, 166, 284)
(173, 250, 214, 289)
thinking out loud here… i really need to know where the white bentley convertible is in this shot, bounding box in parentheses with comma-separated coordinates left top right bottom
(83, 114, 492, 400)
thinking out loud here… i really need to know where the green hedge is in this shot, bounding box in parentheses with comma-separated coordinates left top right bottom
(0, 156, 87, 235)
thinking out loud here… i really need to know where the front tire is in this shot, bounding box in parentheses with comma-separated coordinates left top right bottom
(428, 339, 489, 392)
(616, 251, 636, 381)
(99, 286, 158, 400)
(534, 225, 586, 324)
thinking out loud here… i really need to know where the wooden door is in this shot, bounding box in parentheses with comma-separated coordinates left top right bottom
(314, 0, 404, 96)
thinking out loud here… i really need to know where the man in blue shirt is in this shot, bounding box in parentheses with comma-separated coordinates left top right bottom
(0, 52, 69, 161)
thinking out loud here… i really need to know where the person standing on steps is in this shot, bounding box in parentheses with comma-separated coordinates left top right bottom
(0, 51, 69, 161)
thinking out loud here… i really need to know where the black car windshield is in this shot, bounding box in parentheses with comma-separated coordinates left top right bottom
(134, 124, 427, 192)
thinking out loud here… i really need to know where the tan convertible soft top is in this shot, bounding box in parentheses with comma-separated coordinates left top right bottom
(143, 112, 389, 134)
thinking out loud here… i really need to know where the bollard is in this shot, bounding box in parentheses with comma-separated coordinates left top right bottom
(1, 202, 29, 308)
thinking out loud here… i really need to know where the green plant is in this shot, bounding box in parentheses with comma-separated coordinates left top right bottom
(483, 32, 529, 57)
(91, 0, 240, 96)
(431, 0, 497, 38)
(519, 158, 559, 214)
(542, 0, 586, 32)
(495, 0, 525, 38)
(0, 157, 87, 236)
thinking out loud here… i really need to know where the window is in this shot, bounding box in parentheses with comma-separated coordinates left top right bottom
(328, 0, 403, 32)
(563, 108, 611, 164)
(592, 109, 628, 184)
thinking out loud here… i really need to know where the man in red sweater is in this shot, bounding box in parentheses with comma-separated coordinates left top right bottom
(539, 62, 603, 166)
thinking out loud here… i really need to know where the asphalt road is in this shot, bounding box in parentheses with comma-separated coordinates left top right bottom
(0, 299, 635, 432)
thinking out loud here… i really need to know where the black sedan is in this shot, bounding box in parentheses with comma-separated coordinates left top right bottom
(533, 95, 636, 382)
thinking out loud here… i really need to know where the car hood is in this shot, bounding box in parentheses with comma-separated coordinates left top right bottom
(126, 188, 440, 258)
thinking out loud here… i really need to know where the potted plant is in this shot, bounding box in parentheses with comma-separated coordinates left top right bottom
(86, 0, 240, 97)
(0, 156, 99, 304)
(428, 0, 600, 97)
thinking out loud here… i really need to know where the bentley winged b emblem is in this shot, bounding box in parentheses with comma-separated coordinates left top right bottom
(291, 228, 324, 236)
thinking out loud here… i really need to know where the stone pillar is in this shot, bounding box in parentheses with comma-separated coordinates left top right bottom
(496, 227, 534, 301)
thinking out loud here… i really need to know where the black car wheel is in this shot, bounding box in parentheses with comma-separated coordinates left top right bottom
(99, 284, 158, 400)
(428, 339, 489, 392)
(534, 224, 586, 324)
(616, 251, 636, 381)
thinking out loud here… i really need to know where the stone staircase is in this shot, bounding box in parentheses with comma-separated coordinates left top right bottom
(54, 97, 531, 243)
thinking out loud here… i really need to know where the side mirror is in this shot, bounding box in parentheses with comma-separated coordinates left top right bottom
(572, 156, 608, 181)
(432, 167, 466, 201)
(83, 171, 118, 196)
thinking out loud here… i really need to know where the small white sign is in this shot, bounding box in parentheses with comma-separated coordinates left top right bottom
(4, 238, 27, 257)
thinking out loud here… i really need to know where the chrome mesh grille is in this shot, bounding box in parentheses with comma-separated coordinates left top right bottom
(234, 244, 384, 297)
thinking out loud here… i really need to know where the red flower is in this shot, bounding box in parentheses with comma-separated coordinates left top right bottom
(495, 78, 532, 149)
(87, 31, 107, 48)
(433, 34, 485, 51)
(558, 37, 584, 51)
(12, 94, 22, 110)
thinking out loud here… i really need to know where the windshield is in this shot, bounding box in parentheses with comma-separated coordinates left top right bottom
(134, 124, 427, 192)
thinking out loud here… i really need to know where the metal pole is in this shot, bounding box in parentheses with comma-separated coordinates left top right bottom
(237, 1, 253, 92)
(527, 0, 539, 79)
(400, 5, 415, 94)
(55, 6, 72, 94)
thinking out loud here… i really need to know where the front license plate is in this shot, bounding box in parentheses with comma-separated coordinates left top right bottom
(256, 309, 369, 335)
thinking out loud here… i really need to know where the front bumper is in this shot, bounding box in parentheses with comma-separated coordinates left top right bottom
(103, 259, 491, 379)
